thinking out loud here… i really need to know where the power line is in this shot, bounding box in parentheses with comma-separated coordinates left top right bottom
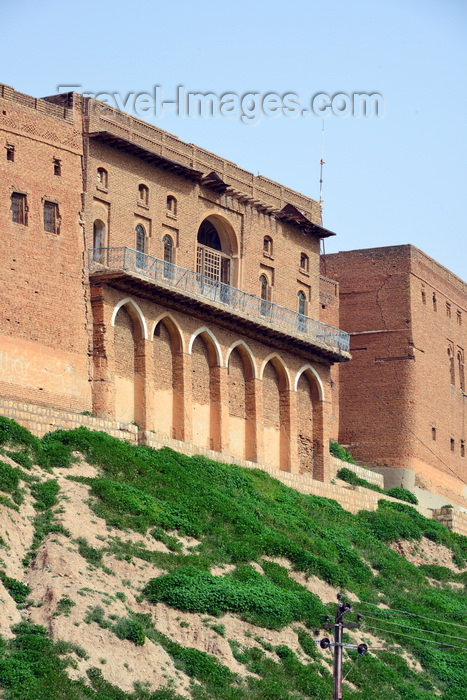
(356, 601, 467, 631)
(362, 623, 467, 651)
(360, 614, 467, 644)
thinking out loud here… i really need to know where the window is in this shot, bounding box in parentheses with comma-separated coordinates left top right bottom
(163, 234, 174, 278)
(446, 302, 451, 318)
(93, 220, 106, 262)
(263, 235, 273, 257)
(167, 195, 177, 216)
(259, 274, 271, 315)
(135, 224, 146, 268)
(138, 184, 149, 206)
(197, 219, 231, 285)
(300, 253, 309, 273)
(10, 192, 27, 225)
(457, 310, 462, 326)
(432, 293, 437, 312)
(6, 144, 14, 162)
(451, 438, 455, 452)
(298, 290, 307, 331)
(53, 158, 61, 176)
(431, 427, 437, 441)
(97, 167, 108, 188)
(43, 201, 59, 233)
(448, 346, 455, 385)
(421, 289, 426, 304)
(458, 351, 465, 392)
(461, 440, 465, 458)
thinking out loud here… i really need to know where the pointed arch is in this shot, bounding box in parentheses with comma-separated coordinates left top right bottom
(294, 365, 324, 401)
(188, 327, 222, 367)
(152, 313, 184, 353)
(111, 298, 148, 340)
(260, 353, 291, 391)
(226, 340, 256, 380)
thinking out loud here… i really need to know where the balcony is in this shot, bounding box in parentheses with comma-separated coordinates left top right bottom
(88, 247, 350, 359)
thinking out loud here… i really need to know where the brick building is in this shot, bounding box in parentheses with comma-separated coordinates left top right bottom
(325, 246, 467, 505)
(1, 84, 349, 481)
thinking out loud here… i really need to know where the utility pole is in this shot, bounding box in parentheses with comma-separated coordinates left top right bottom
(318, 594, 368, 700)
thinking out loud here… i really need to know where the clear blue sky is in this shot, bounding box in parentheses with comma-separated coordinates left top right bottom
(2, 0, 466, 279)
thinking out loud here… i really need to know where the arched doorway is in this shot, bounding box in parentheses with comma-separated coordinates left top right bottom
(295, 367, 325, 479)
(196, 217, 238, 294)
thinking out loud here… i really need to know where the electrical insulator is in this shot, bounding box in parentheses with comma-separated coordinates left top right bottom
(357, 643, 368, 656)
(320, 638, 331, 649)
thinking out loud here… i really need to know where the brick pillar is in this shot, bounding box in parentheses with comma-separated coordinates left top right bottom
(90, 284, 115, 419)
(288, 389, 299, 473)
(312, 399, 331, 482)
(180, 352, 193, 442)
(245, 377, 258, 462)
(254, 378, 265, 464)
(135, 338, 154, 431)
(218, 365, 230, 454)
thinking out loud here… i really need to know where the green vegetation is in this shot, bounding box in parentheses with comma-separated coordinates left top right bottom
(337, 467, 419, 505)
(1, 420, 467, 699)
(0, 572, 30, 604)
(329, 440, 357, 464)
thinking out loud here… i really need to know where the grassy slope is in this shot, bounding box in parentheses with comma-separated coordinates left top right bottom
(1, 417, 467, 700)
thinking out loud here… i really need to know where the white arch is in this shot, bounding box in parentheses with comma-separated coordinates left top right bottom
(260, 353, 291, 391)
(225, 340, 257, 379)
(151, 312, 185, 353)
(294, 364, 325, 401)
(111, 298, 148, 340)
(188, 326, 222, 367)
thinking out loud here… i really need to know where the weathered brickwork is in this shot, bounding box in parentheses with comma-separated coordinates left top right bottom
(0, 86, 91, 413)
(325, 245, 467, 505)
(0, 85, 349, 482)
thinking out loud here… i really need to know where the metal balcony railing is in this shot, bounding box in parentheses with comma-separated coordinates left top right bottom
(88, 247, 350, 355)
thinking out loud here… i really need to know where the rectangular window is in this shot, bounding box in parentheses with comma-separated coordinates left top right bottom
(451, 438, 455, 452)
(446, 302, 451, 318)
(11, 192, 27, 225)
(431, 427, 436, 441)
(461, 440, 465, 458)
(43, 201, 59, 233)
(6, 145, 15, 162)
(457, 310, 462, 326)
(53, 159, 61, 176)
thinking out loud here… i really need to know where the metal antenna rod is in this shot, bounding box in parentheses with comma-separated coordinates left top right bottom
(319, 120, 325, 226)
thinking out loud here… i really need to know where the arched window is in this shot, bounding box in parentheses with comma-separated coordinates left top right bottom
(97, 168, 108, 188)
(167, 195, 177, 215)
(162, 234, 174, 278)
(197, 219, 230, 285)
(138, 184, 149, 206)
(298, 290, 307, 332)
(135, 224, 146, 268)
(259, 274, 271, 315)
(432, 293, 437, 312)
(263, 235, 273, 256)
(93, 220, 106, 262)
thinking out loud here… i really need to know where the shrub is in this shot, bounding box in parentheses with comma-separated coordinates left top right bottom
(329, 440, 357, 464)
(30, 480, 60, 510)
(0, 461, 20, 493)
(385, 487, 418, 505)
(0, 572, 30, 604)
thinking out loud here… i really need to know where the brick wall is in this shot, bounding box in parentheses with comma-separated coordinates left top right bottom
(0, 88, 92, 413)
(325, 245, 467, 502)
